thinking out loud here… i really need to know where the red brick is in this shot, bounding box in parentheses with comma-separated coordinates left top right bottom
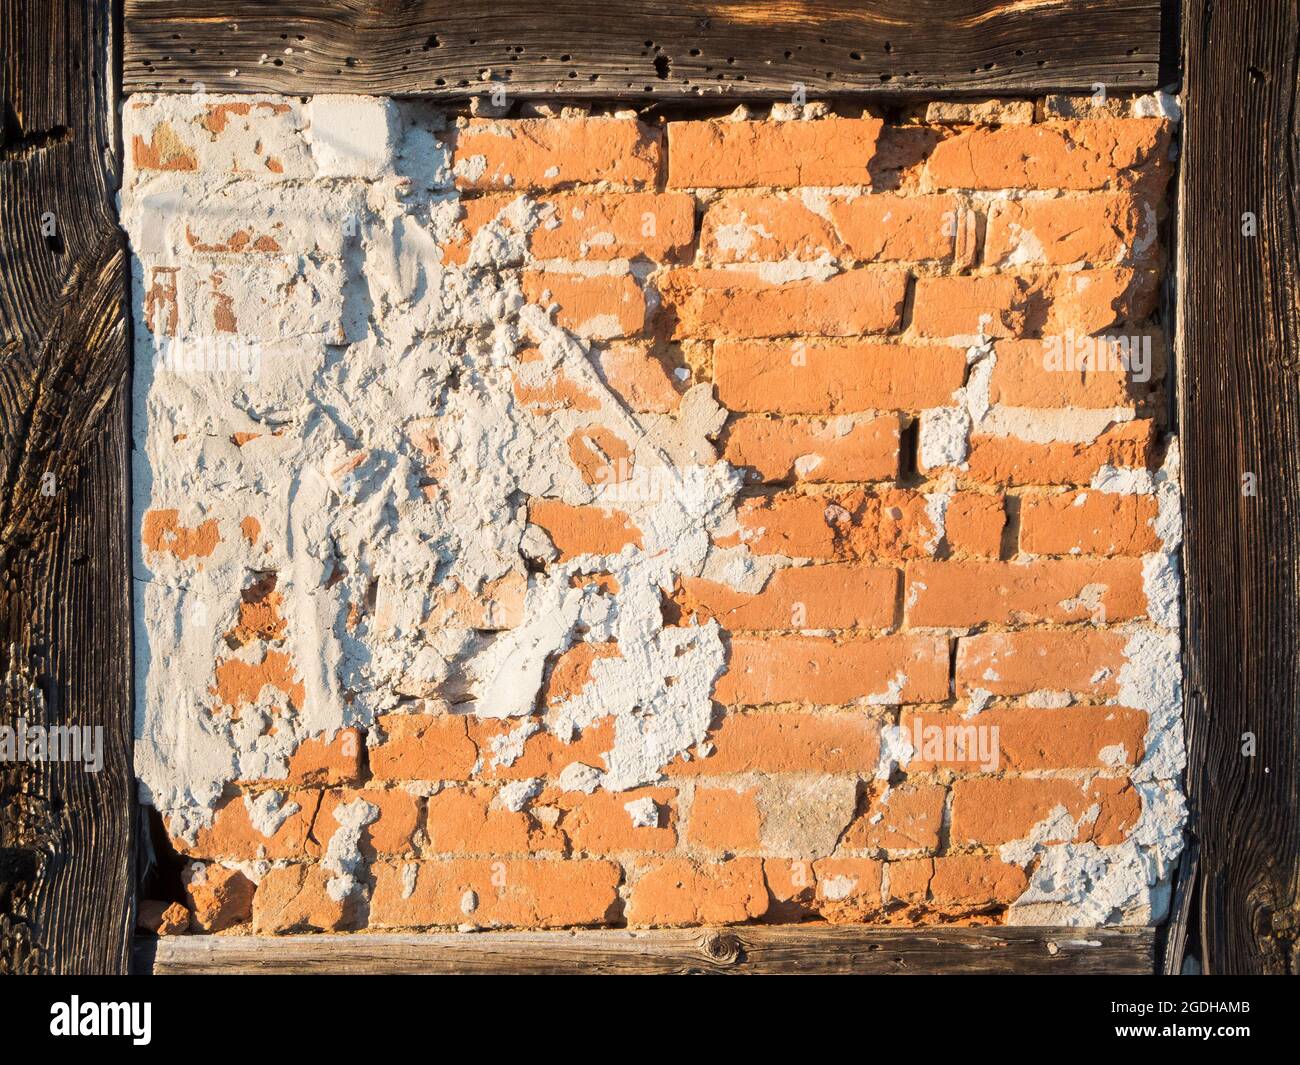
(925, 120, 1172, 190)
(955, 629, 1127, 697)
(903, 705, 1148, 771)
(1020, 491, 1160, 555)
(371, 859, 621, 928)
(369, 714, 478, 781)
(700, 192, 963, 263)
(668, 712, 881, 775)
(951, 776, 1141, 846)
(454, 118, 660, 190)
(659, 269, 906, 339)
(715, 340, 967, 414)
(667, 118, 883, 188)
(627, 858, 768, 925)
(675, 564, 897, 631)
(810, 858, 886, 922)
(522, 271, 646, 339)
(905, 558, 1146, 626)
(724, 413, 900, 483)
(715, 634, 949, 705)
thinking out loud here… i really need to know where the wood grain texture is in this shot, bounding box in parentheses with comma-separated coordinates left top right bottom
(123, 0, 1164, 98)
(1178, 0, 1300, 975)
(137, 926, 1157, 975)
(0, 0, 135, 974)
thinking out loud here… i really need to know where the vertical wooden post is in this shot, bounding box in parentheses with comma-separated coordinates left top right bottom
(0, 0, 134, 973)
(1179, 0, 1300, 974)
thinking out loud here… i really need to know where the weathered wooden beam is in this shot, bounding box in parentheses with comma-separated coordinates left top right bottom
(123, 0, 1166, 99)
(1178, 0, 1300, 975)
(0, 0, 134, 974)
(136, 926, 1157, 975)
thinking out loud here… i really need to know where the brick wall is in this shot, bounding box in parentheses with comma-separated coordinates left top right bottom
(122, 91, 1185, 937)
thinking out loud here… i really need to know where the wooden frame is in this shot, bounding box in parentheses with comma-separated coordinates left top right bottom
(3, 0, 1295, 976)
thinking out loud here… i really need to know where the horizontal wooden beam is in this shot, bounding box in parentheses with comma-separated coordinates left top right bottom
(123, 0, 1165, 99)
(136, 925, 1156, 975)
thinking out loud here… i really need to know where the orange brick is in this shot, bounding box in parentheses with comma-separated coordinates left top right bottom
(912, 274, 1037, 338)
(454, 118, 660, 190)
(811, 857, 885, 922)
(700, 192, 962, 263)
(951, 776, 1141, 846)
(885, 857, 934, 905)
(990, 337, 1154, 409)
(688, 786, 762, 852)
(676, 563, 897, 631)
(369, 714, 478, 781)
(183, 864, 255, 932)
(1020, 491, 1160, 555)
(424, 787, 564, 855)
(542, 641, 621, 708)
(659, 269, 906, 339)
(928, 855, 1028, 907)
(531, 192, 695, 261)
(471, 718, 616, 781)
(667, 118, 883, 188)
(715, 634, 949, 705)
(715, 340, 967, 414)
(724, 413, 900, 483)
(985, 193, 1156, 267)
(316, 788, 421, 856)
(285, 728, 363, 786)
(903, 705, 1148, 771)
(843, 784, 945, 852)
(371, 859, 621, 929)
(560, 787, 677, 854)
(668, 712, 881, 775)
(1045, 268, 1160, 335)
(172, 792, 316, 861)
(253, 865, 352, 934)
(904, 559, 1146, 626)
(955, 630, 1127, 697)
(566, 425, 635, 486)
(966, 421, 1156, 486)
(510, 368, 600, 414)
(593, 343, 682, 413)
(131, 120, 198, 171)
(733, 488, 936, 561)
(943, 493, 1006, 557)
(925, 120, 1172, 191)
(527, 499, 643, 560)
(627, 858, 768, 925)
(522, 271, 645, 339)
